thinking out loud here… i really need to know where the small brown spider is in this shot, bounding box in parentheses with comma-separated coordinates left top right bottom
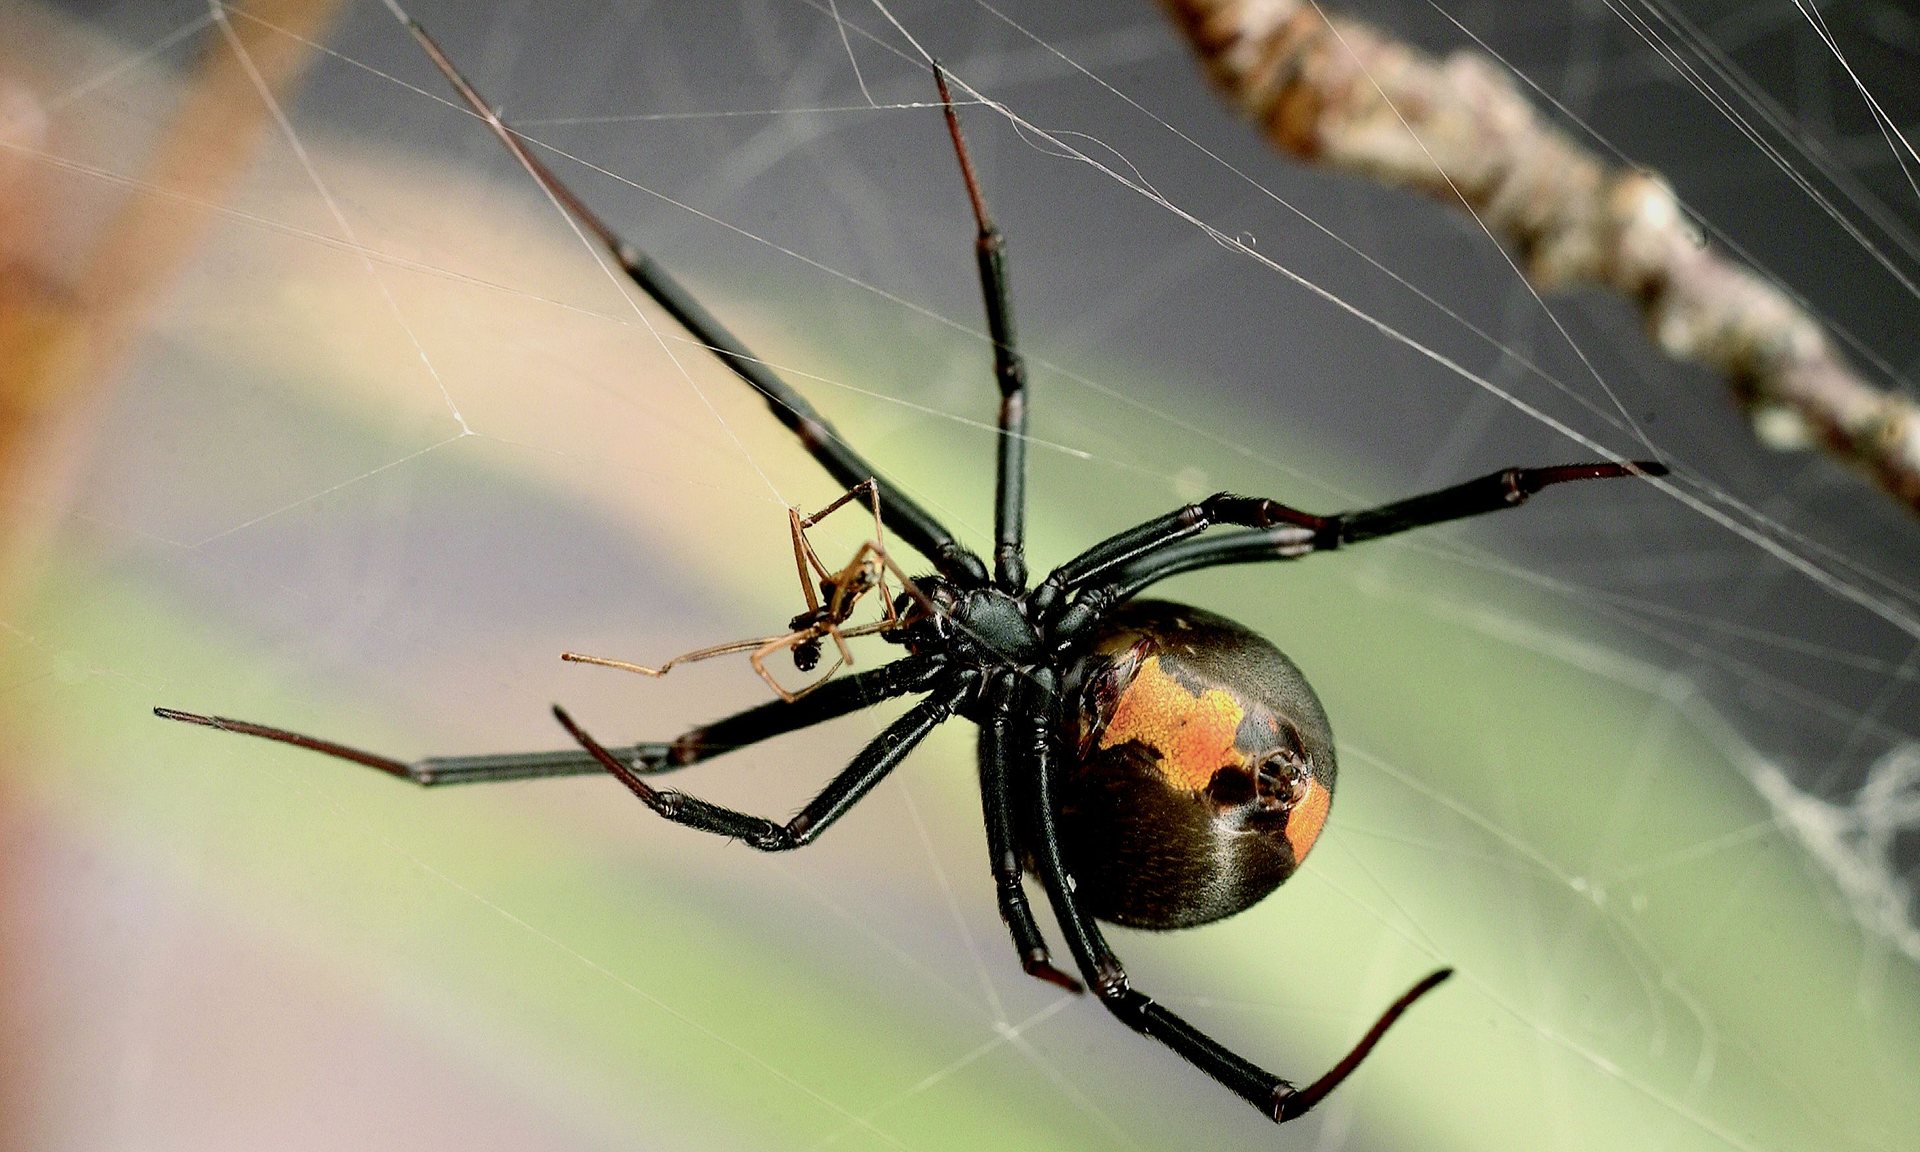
(561, 478, 928, 702)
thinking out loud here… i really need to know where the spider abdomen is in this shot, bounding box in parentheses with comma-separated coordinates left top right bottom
(1053, 601, 1337, 930)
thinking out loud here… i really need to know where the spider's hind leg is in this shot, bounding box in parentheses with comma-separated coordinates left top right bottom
(1014, 667, 1449, 1122)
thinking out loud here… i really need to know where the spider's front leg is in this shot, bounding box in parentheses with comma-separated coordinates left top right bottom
(938, 64, 1030, 594)
(155, 656, 944, 786)
(558, 669, 976, 851)
(394, 7, 989, 586)
(1016, 666, 1450, 1122)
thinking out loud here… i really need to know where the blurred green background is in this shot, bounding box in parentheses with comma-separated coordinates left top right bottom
(4, 2, 1917, 1150)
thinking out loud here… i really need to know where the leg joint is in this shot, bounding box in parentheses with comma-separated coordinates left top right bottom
(747, 821, 799, 851)
(1091, 966, 1146, 1020)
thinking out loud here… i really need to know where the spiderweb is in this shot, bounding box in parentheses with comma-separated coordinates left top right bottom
(2, 1, 1916, 1150)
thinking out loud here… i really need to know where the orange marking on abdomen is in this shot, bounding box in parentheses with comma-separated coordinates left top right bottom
(1285, 778, 1330, 863)
(1098, 655, 1246, 792)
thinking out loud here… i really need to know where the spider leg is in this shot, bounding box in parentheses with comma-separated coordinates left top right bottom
(937, 65, 1030, 594)
(153, 656, 941, 786)
(1028, 491, 1321, 620)
(748, 628, 844, 704)
(825, 622, 858, 673)
(555, 670, 978, 851)
(791, 479, 881, 610)
(852, 482, 904, 619)
(979, 672, 1082, 993)
(1046, 460, 1666, 643)
(1015, 667, 1450, 1122)
(562, 632, 787, 680)
(795, 477, 883, 532)
(853, 538, 936, 619)
(789, 507, 826, 615)
(393, 9, 988, 587)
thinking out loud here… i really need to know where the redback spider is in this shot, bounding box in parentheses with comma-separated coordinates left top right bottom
(157, 3, 1665, 1125)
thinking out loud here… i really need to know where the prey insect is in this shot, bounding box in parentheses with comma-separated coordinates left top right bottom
(561, 478, 929, 702)
(158, 5, 1667, 1126)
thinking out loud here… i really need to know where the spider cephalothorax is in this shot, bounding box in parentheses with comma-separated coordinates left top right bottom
(895, 577, 1041, 667)
(155, 7, 1665, 1128)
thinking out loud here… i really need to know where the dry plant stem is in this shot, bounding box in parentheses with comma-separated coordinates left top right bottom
(1162, 0, 1920, 514)
(2, 7, 341, 1129)
(0, 0, 348, 599)
(0, 74, 56, 579)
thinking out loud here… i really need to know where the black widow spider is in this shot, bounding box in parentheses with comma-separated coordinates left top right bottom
(156, 7, 1666, 1127)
